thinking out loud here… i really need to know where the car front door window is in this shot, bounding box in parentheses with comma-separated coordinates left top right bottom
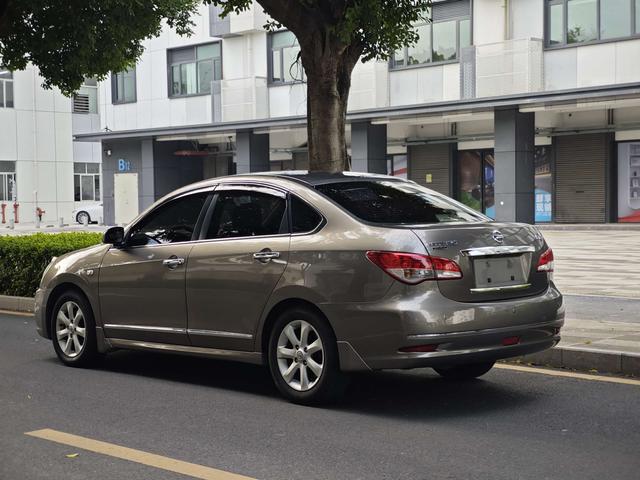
(129, 192, 209, 245)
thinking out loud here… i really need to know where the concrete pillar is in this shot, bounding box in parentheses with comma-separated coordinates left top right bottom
(235, 131, 270, 174)
(494, 108, 535, 223)
(140, 139, 156, 211)
(351, 121, 387, 174)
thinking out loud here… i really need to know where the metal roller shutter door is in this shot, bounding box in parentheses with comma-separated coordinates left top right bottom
(555, 134, 607, 223)
(408, 144, 451, 196)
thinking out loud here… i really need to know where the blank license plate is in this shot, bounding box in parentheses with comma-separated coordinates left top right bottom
(473, 256, 528, 289)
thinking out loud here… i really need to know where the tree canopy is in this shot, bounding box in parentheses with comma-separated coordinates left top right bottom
(0, 0, 201, 95)
(0, 0, 430, 172)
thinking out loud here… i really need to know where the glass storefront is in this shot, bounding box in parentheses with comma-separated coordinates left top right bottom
(534, 146, 553, 223)
(618, 142, 640, 223)
(387, 155, 408, 179)
(458, 147, 553, 222)
(457, 150, 494, 218)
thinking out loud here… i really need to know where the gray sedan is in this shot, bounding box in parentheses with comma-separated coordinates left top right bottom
(34, 172, 563, 403)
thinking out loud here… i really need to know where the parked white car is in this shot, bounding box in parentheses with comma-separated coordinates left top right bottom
(72, 204, 103, 224)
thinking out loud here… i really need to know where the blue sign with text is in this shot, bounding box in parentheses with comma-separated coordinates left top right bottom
(118, 158, 131, 172)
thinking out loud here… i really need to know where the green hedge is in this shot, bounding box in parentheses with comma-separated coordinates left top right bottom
(0, 232, 103, 297)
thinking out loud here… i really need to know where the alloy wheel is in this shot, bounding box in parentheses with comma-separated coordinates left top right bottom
(77, 212, 89, 224)
(55, 301, 86, 358)
(276, 319, 324, 391)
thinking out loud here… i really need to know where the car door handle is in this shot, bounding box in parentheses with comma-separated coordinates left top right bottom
(253, 251, 280, 262)
(162, 257, 185, 269)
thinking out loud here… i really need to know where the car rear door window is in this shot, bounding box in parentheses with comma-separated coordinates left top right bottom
(128, 192, 209, 244)
(205, 189, 286, 239)
(291, 196, 322, 233)
(316, 180, 485, 225)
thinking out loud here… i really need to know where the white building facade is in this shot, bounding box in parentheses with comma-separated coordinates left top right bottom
(0, 64, 101, 225)
(11, 0, 640, 225)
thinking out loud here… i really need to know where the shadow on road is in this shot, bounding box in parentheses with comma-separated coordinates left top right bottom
(338, 369, 536, 420)
(70, 349, 538, 420)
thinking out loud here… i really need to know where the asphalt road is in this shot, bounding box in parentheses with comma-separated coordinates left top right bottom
(563, 294, 640, 323)
(2, 312, 639, 480)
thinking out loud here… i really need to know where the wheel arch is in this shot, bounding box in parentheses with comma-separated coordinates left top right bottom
(45, 282, 93, 338)
(258, 298, 335, 364)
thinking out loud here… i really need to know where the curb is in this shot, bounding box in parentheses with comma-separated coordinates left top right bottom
(0, 295, 35, 313)
(507, 346, 640, 377)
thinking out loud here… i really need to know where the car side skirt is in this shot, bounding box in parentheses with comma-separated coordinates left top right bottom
(108, 338, 264, 365)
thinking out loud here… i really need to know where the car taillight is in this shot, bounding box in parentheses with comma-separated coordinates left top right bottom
(536, 248, 554, 273)
(365, 251, 462, 285)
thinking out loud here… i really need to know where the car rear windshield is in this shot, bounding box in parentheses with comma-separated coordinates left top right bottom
(316, 180, 485, 225)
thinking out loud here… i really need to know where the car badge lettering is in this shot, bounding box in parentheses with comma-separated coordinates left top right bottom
(428, 240, 458, 250)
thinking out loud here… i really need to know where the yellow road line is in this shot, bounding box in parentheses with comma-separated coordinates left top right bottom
(496, 363, 640, 386)
(25, 429, 255, 480)
(0, 309, 34, 317)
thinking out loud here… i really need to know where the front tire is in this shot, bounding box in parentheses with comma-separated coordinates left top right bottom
(51, 290, 98, 367)
(433, 361, 495, 380)
(268, 307, 346, 404)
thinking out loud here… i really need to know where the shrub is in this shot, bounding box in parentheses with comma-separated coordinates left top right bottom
(0, 232, 103, 297)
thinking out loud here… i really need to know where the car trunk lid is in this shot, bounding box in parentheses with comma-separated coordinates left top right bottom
(411, 222, 549, 302)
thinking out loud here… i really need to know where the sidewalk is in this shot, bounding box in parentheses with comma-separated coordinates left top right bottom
(541, 228, 640, 299)
(1, 222, 106, 236)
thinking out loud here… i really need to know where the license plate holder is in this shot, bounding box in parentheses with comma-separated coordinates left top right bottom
(473, 255, 528, 289)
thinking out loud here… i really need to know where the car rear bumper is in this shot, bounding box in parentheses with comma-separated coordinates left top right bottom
(325, 284, 564, 371)
(343, 318, 562, 371)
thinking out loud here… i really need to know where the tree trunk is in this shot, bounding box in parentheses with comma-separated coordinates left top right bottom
(303, 48, 358, 172)
(0, 0, 9, 38)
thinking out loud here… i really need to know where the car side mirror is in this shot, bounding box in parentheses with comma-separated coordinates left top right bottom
(103, 226, 125, 247)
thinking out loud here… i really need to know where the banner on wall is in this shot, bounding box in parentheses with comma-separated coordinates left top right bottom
(618, 143, 640, 223)
(534, 147, 553, 223)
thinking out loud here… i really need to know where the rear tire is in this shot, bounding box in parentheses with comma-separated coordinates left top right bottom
(433, 361, 495, 380)
(76, 211, 91, 224)
(267, 307, 347, 404)
(51, 290, 99, 367)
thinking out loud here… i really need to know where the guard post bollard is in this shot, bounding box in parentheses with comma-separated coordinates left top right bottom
(59, 217, 64, 228)
(9, 218, 14, 229)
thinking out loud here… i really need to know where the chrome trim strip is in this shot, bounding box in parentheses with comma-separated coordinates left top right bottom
(187, 329, 253, 340)
(460, 245, 536, 257)
(470, 283, 532, 293)
(108, 338, 263, 365)
(407, 319, 563, 340)
(103, 324, 187, 334)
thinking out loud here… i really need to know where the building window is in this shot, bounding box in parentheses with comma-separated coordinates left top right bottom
(269, 30, 305, 83)
(0, 68, 13, 108)
(546, 0, 639, 46)
(111, 68, 136, 104)
(74, 163, 101, 202)
(0, 161, 16, 201)
(391, 3, 471, 69)
(168, 43, 221, 97)
(73, 77, 98, 113)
